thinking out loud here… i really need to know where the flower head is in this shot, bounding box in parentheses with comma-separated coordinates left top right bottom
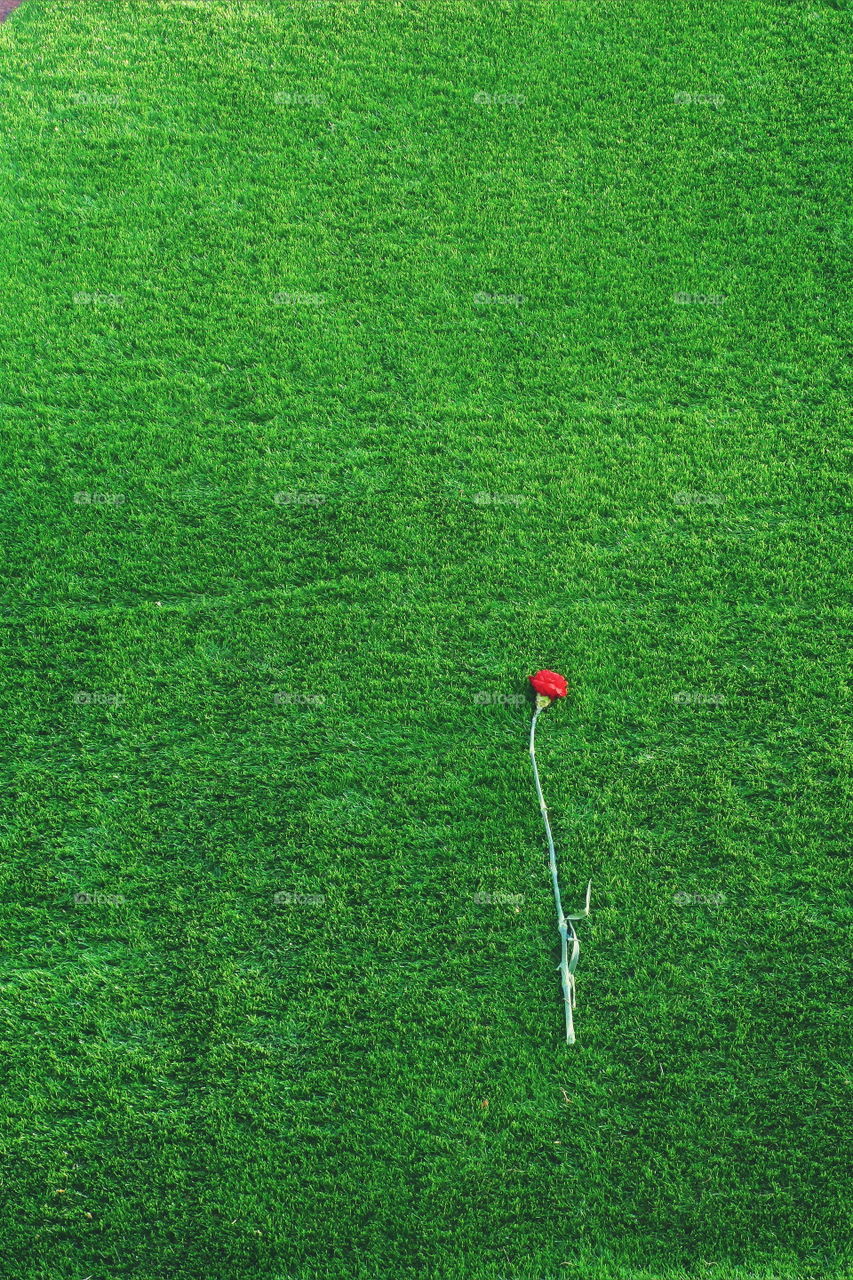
(529, 669, 569, 700)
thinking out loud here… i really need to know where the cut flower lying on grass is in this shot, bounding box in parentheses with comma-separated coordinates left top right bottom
(528, 670, 591, 1045)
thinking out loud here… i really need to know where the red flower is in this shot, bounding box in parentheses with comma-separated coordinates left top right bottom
(529, 669, 569, 699)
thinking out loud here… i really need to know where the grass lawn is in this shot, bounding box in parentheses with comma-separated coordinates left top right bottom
(0, 1, 850, 1277)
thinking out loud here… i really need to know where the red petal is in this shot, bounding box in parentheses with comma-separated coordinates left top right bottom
(529, 669, 569, 698)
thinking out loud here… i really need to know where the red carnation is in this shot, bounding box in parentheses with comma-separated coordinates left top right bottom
(529, 669, 569, 700)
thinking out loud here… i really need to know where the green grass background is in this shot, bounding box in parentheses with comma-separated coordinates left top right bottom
(1, 1, 851, 1277)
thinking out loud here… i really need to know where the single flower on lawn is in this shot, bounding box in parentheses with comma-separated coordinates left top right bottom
(527, 669, 591, 1045)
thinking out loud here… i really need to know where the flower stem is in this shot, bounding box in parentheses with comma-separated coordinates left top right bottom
(529, 702, 589, 1045)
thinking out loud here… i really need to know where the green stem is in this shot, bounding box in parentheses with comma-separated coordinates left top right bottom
(529, 703, 591, 1045)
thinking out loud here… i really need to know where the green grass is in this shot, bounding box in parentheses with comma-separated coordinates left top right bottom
(1, 1, 851, 1277)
